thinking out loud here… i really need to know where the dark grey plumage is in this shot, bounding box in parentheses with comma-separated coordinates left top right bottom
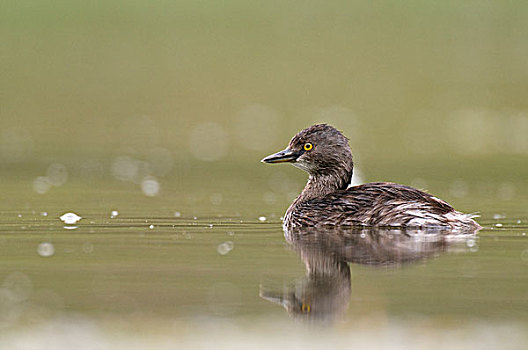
(262, 124, 481, 233)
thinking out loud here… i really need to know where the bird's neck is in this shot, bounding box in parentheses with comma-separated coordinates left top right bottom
(283, 157, 354, 226)
(297, 166, 353, 202)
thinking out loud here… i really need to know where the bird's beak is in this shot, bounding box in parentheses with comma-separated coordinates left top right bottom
(259, 286, 292, 310)
(261, 148, 300, 164)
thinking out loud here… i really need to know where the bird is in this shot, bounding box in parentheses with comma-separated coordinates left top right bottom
(261, 124, 481, 233)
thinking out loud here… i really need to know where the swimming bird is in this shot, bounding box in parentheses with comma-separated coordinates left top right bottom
(261, 124, 481, 233)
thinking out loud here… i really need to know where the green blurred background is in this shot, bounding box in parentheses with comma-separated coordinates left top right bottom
(1, 0, 528, 216)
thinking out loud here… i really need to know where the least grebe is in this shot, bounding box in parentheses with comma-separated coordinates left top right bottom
(262, 124, 481, 233)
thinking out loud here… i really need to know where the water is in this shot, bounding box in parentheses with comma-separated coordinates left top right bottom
(1, 177, 527, 348)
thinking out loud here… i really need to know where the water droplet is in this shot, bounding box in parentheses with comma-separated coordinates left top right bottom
(40, 212, 48, 217)
(17, 214, 22, 218)
(208, 224, 214, 228)
(141, 176, 160, 197)
(174, 212, 181, 218)
(110, 210, 119, 218)
(149, 224, 154, 229)
(217, 241, 234, 255)
(466, 239, 476, 248)
(360, 233, 366, 238)
(59, 212, 82, 224)
(495, 223, 503, 227)
(258, 216, 267, 222)
(517, 220, 522, 224)
(37, 242, 55, 257)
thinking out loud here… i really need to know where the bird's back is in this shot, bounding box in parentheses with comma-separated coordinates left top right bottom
(285, 182, 480, 233)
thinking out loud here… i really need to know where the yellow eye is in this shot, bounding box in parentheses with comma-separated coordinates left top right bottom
(301, 303, 311, 313)
(303, 143, 313, 151)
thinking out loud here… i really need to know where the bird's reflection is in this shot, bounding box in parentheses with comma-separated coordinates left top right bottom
(260, 226, 477, 323)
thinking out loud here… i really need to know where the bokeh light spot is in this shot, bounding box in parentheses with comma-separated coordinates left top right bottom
(33, 176, 52, 194)
(188, 122, 228, 161)
(217, 241, 234, 255)
(46, 163, 68, 187)
(141, 176, 160, 197)
(235, 104, 279, 151)
(37, 242, 55, 257)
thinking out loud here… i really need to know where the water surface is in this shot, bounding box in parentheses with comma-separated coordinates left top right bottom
(1, 179, 527, 348)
